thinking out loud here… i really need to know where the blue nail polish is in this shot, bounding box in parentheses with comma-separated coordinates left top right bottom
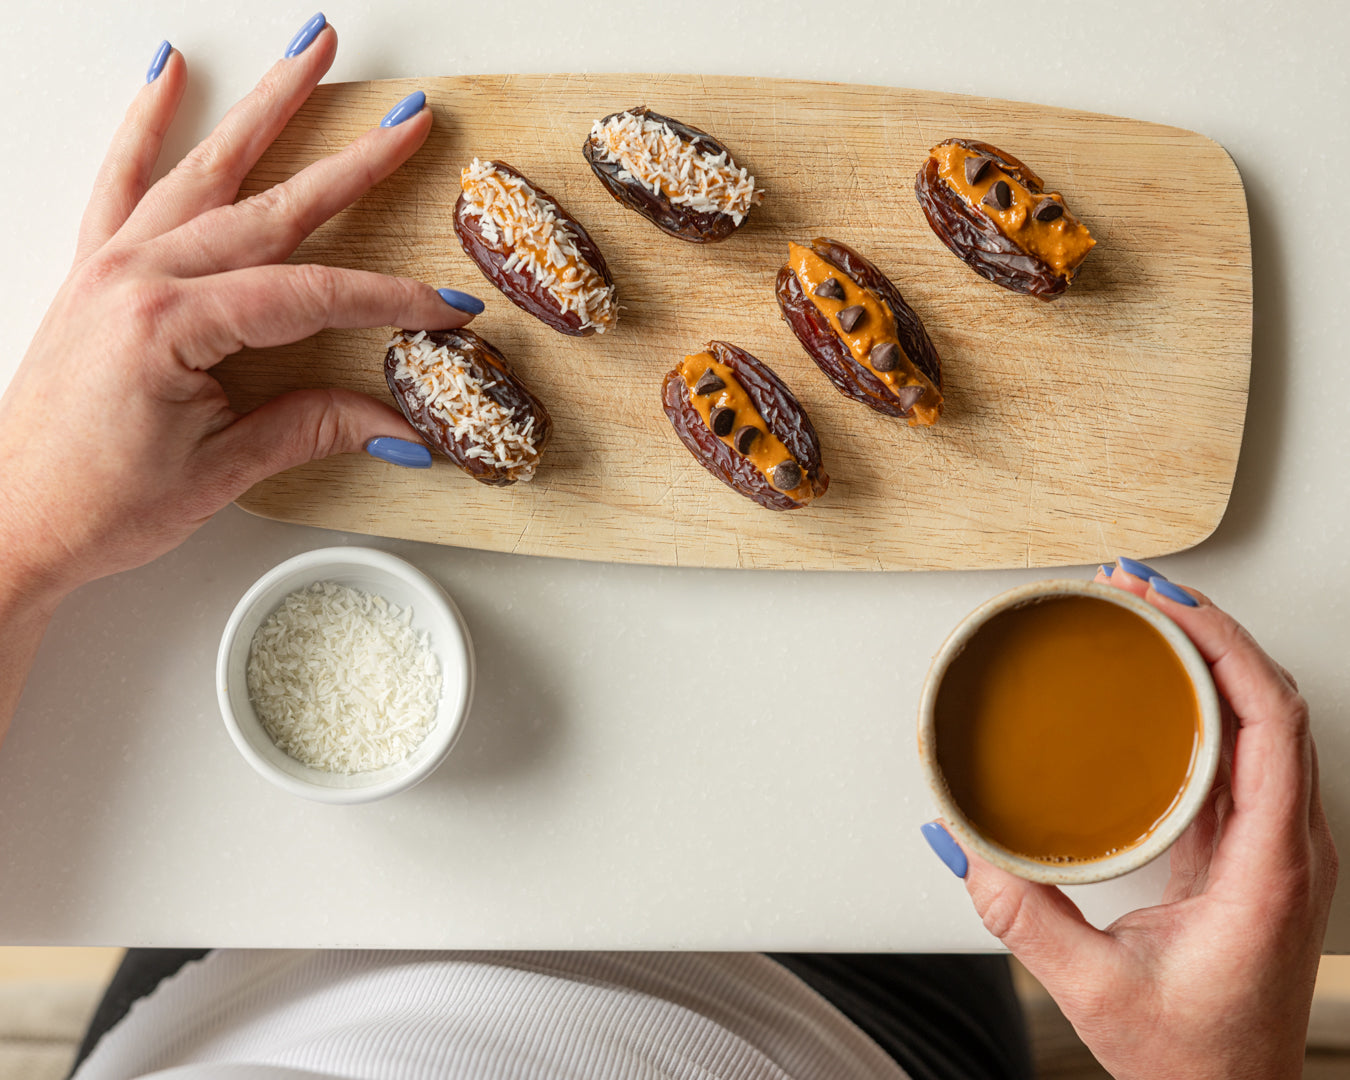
(436, 288, 485, 315)
(921, 821, 968, 879)
(1117, 556, 1162, 582)
(284, 12, 326, 58)
(366, 437, 432, 469)
(381, 90, 426, 128)
(146, 40, 171, 84)
(1149, 576, 1198, 607)
(1099, 564, 1113, 578)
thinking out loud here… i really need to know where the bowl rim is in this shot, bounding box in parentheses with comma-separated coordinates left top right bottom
(916, 578, 1222, 885)
(215, 546, 475, 805)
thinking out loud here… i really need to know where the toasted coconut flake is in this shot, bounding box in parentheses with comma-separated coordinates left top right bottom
(459, 159, 617, 333)
(388, 330, 543, 481)
(589, 111, 763, 225)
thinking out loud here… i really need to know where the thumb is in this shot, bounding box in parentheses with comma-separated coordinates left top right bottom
(923, 821, 1116, 995)
(199, 387, 426, 501)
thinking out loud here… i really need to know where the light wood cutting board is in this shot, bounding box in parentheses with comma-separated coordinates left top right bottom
(219, 74, 1251, 571)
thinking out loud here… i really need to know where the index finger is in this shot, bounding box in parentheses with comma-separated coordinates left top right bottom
(1138, 583, 1317, 890)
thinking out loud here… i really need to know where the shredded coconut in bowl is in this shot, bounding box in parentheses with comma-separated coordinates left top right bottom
(245, 581, 442, 774)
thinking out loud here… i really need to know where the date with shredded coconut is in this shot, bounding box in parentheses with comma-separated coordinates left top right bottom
(454, 159, 617, 336)
(583, 107, 764, 243)
(385, 328, 551, 486)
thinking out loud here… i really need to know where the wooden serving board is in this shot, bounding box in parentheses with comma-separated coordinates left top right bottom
(221, 74, 1251, 571)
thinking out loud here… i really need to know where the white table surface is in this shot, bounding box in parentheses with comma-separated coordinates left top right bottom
(1, 0, 1346, 950)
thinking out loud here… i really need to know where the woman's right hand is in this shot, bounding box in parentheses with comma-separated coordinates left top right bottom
(926, 560, 1337, 1080)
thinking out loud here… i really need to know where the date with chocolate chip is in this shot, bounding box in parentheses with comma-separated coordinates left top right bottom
(454, 158, 618, 336)
(776, 238, 943, 424)
(662, 341, 828, 511)
(385, 328, 552, 486)
(583, 107, 763, 243)
(915, 138, 1095, 299)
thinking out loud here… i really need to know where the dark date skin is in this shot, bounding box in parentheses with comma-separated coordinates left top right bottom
(583, 107, 751, 243)
(916, 138, 1073, 300)
(776, 238, 942, 419)
(662, 340, 828, 511)
(453, 161, 615, 336)
(385, 328, 552, 487)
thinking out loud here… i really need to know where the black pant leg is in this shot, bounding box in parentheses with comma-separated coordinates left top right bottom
(69, 948, 211, 1077)
(771, 954, 1033, 1080)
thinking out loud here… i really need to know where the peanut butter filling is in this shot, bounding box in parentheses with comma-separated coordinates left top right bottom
(788, 243, 941, 427)
(677, 352, 813, 503)
(930, 143, 1095, 277)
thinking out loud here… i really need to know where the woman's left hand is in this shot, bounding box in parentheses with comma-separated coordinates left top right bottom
(0, 18, 476, 608)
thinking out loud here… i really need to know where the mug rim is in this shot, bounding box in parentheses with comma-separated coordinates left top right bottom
(916, 579, 1222, 885)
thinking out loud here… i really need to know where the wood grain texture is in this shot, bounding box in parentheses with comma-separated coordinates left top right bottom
(220, 74, 1251, 571)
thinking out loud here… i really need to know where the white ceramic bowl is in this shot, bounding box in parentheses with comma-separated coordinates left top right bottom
(917, 579, 1221, 885)
(216, 547, 474, 804)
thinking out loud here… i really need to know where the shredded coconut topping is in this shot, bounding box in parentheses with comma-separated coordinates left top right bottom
(389, 331, 542, 481)
(246, 581, 441, 775)
(459, 159, 617, 333)
(588, 111, 764, 225)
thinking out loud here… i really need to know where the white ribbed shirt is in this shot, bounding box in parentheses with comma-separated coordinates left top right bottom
(72, 951, 911, 1080)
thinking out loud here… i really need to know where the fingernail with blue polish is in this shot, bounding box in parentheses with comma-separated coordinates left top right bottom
(437, 288, 485, 315)
(366, 437, 432, 469)
(381, 90, 426, 128)
(146, 40, 171, 84)
(284, 12, 326, 58)
(921, 821, 968, 879)
(1149, 576, 1198, 607)
(1117, 556, 1162, 582)
(1099, 564, 1113, 578)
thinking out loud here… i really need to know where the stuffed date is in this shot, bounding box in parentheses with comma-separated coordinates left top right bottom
(454, 158, 617, 335)
(663, 341, 828, 511)
(776, 238, 942, 425)
(385, 329, 551, 486)
(583, 107, 763, 243)
(915, 138, 1094, 300)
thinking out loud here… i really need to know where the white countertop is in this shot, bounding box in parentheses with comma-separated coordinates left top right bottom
(1, 0, 1346, 950)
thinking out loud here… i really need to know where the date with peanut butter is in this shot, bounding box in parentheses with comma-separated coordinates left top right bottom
(662, 341, 828, 511)
(583, 107, 763, 243)
(915, 139, 1095, 299)
(385, 328, 552, 487)
(454, 158, 618, 336)
(776, 238, 943, 424)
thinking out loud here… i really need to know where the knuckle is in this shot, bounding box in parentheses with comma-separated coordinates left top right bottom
(120, 277, 180, 331)
(300, 389, 355, 460)
(239, 184, 308, 249)
(176, 136, 234, 182)
(978, 881, 1030, 943)
(75, 247, 137, 290)
(242, 182, 291, 218)
(290, 263, 341, 315)
(1287, 692, 1311, 732)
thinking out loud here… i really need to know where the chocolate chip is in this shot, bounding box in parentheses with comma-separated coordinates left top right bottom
(1032, 198, 1064, 222)
(814, 277, 846, 300)
(893, 385, 925, 412)
(870, 342, 901, 373)
(709, 405, 735, 437)
(964, 155, 992, 186)
(981, 179, 1012, 211)
(693, 369, 725, 396)
(733, 425, 759, 455)
(772, 460, 802, 491)
(837, 305, 866, 333)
